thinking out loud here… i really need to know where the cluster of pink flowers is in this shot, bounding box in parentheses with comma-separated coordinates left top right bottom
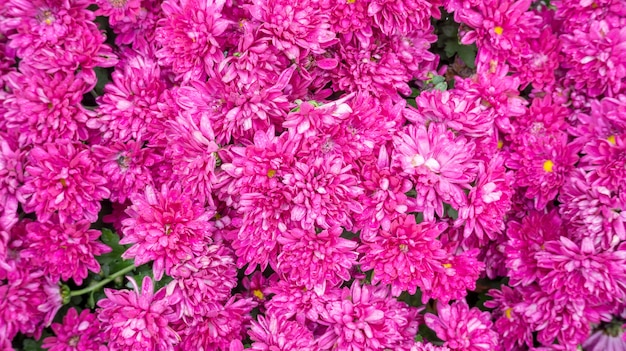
(1, 0, 626, 350)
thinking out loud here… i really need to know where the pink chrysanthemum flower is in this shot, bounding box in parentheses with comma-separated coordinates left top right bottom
(162, 112, 219, 206)
(393, 123, 478, 220)
(513, 28, 561, 90)
(248, 314, 316, 351)
(506, 131, 578, 210)
(511, 95, 569, 142)
(276, 226, 358, 295)
(561, 20, 626, 97)
(17, 140, 110, 223)
(324, 0, 372, 43)
(248, 0, 335, 59)
(42, 308, 106, 351)
(0, 135, 22, 231)
(176, 62, 295, 144)
(0, 267, 62, 340)
(581, 133, 626, 192)
(241, 271, 278, 306)
(166, 245, 238, 321)
(21, 219, 111, 285)
(120, 184, 215, 281)
(368, 0, 441, 35)
(355, 147, 413, 240)
(265, 279, 340, 325)
(3, 68, 92, 147)
(505, 209, 565, 286)
(92, 139, 160, 203)
(317, 282, 420, 351)
(88, 52, 166, 143)
(359, 215, 448, 297)
(424, 300, 499, 351)
(455, 155, 513, 243)
(155, 0, 230, 81)
(536, 237, 626, 303)
(411, 342, 451, 351)
(95, 0, 142, 26)
(485, 286, 534, 350)
(559, 169, 626, 249)
(97, 276, 181, 351)
(422, 246, 484, 304)
(111, 0, 160, 52)
(175, 296, 256, 351)
(583, 326, 626, 351)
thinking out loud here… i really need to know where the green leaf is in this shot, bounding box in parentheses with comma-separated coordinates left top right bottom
(97, 229, 132, 276)
(457, 43, 477, 69)
(22, 338, 44, 351)
(93, 67, 110, 97)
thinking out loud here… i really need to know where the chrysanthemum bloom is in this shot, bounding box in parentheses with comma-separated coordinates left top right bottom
(581, 133, 626, 192)
(536, 237, 626, 303)
(3, 67, 92, 147)
(241, 271, 278, 306)
(265, 279, 341, 325)
(176, 61, 294, 144)
(218, 129, 299, 272)
(359, 215, 448, 297)
(324, 0, 372, 44)
(0, 135, 22, 231)
(510, 95, 570, 144)
(317, 282, 420, 351)
(406, 89, 495, 139)
(17, 140, 110, 223)
(422, 246, 485, 304)
(175, 296, 256, 351)
(166, 245, 238, 321)
(98, 276, 181, 351)
(424, 300, 499, 351)
(513, 27, 561, 90)
(0, 267, 62, 340)
(276, 226, 357, 295)
(88, 53, 166, 143)
(21, 219, 111, 285)
(560, 20, 626, 97)
(355, 147, 413, 240)
(111, 0, 160, 52)
(458, 0, 541, 63)
(411, 342, 451, 351)
(506, 131, 578, 210)
(248, 0, 335, 59)
(455, 156, 513, 243)
(120, 185, 215, 281)
(485, 286, 534, 350)
(91, 139, 160, 203)
(42, 308, 106, 351)
(393, 123, 478, 220)
(368, 0, 441, 35)
(95, 0, 142, 26)
(155, 0, 230, 81)
(505, 209, 565, 286)
(160, 112, 219, 206)
(559, 170, 626, 249)
(284, 153, 364, 231)
(248, 314, 316, 351)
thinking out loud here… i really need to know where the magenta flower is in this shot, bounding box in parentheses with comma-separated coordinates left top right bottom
(42, 308, 106, 351)
(393, 123, 478, 220)
(21, 219, 111, 285)
(359, 215, 448, 297)
(411, 342, 451, 351)
(422, 247, 485, 304)
(155, 0, 230, 81)
(276, 226, 358, 295)
(17, 140, 110, 223)
(265, 279, 339, 325)
(0, 135, 22, 231)
(485, 286, 534, 350)
(583, 328, 626, 351)
(424, 300, 499, 351)
(368, 0, 441, 35)
(97, 276, 181, 351)
(95, 0, 142, 26)
(581, 133, 626, 192)
(3, 67, 92, 147)
(166, 245, 238, 321)
(120, 185, 215, 281)
(317, 282, 420, 351)
(248, 314, 316, 351)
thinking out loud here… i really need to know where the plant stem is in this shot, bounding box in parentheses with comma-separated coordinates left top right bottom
(70, 264, 136, 297)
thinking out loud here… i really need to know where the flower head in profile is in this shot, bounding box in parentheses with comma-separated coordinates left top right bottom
(120, 184, 215, 280)
(43, 308, 106, 351)
(17, 140, 110, 223)
(248, 313, 316, 351)
(97, 276, 181, 351)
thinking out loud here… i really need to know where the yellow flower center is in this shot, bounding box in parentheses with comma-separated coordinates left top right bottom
(443, 263, 452, 269)
(607, 135, 616, 145)
(267, 169, 276, 178)
(505, 307, 513, 319)
(252, 289, 264, 300)
(543, 160, 554, 172)
(59, 178, 67, 187)
(494, 26, 504, 35)
(346, 0, 356, 3)
(399, 244, 408, 253)
(497, 140, 503, 149)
